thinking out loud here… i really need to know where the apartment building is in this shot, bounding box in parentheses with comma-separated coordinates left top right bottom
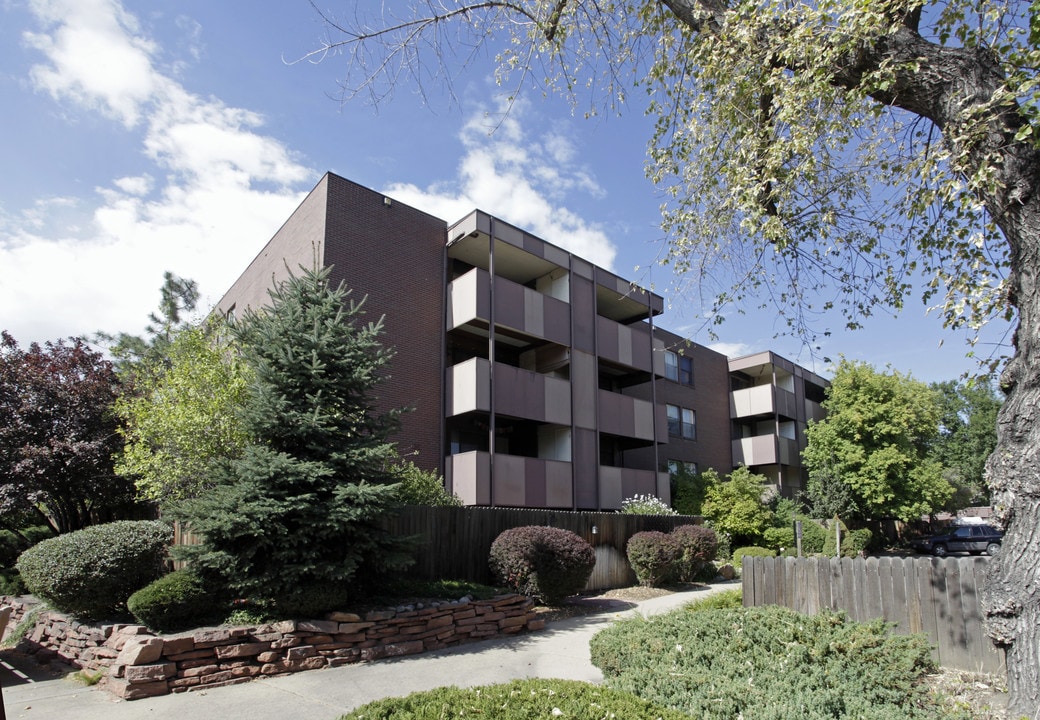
(216, 173, 825, 510)
(729, 351, 829, 496)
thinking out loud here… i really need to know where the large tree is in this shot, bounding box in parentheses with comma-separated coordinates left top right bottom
(803, 359, 952, 522)
(0, 332, 138, 535)
(311, 1, 1040, 710)
(171, 266, 412, 617)
(929, 378, 1002, 509)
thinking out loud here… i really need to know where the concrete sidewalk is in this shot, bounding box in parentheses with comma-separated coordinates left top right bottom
(0, 581, 739, 720)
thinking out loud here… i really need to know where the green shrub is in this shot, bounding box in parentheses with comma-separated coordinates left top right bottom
(822, 524, 873, 557)
(0, 569, 26, 596)
(590, 605, 955, 720)
(489, 526, 595, 605)
(16, 520, 172, 619)
(732, 545, 776, 566)
(393, 461, 462, 507)
(670, 525, 718, 582)
(763, 525, 794, 552)
(127, 569, 223, 632)
(626, 531, 679, 587)
(339, 678, 689, 720)
(0, 526, 52, 568)
(671, 469, 710, 515)
(684, 588, 743, 612)
(799, 517, 828, 554)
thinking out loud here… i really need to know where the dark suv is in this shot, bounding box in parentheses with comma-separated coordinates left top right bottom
(912, 524, 1003, 557)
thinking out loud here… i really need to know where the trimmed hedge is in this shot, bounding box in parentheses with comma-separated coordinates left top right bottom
(489, 526, 595, 605)
(16, 520, 172, 619)
(626, 531, 679, 587)
(590, 605, 955, 720)
(339, 678, 689, 720)
(127, 569, 223, 632)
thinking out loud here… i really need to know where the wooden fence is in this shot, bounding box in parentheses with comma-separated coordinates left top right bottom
(172, 507, 702, 590)
(382, 506, 702, 590)
(742, 555, 1005, 674)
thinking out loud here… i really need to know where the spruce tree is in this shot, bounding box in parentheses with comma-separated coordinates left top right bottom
(172, 266, 411, 616)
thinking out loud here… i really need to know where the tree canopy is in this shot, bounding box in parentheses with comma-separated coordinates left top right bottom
(0, 332, 138, 535)
(115, 319, 251, 504)
(803, 359, 952, 522)
(928, 378, 1002, 508)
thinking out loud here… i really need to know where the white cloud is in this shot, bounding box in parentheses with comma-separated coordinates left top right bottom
(707, 341, 753, 359)
(1, 0, 312, 344)
(2, 2, 621, 346)
(384, 103, 618, 271)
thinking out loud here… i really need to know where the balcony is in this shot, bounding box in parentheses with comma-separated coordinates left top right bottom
(730, 385, 798, 419)
(732, 434, 801, 467)
(596, 316, 664, 375)
(597, 389, 664, 443)
(447, 267, 570, 346)
(446, 451, 573, 508)
(598, 466, 670, 510)
(447, 358, 571, 425)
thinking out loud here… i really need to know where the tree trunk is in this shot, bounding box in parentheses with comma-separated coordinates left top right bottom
(980, 191, 1040, 719)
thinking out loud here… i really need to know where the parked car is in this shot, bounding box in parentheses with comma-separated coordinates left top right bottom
(912, 524, 1003, 557)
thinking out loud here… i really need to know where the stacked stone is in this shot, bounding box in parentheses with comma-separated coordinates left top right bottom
(2, 594, 545, 701)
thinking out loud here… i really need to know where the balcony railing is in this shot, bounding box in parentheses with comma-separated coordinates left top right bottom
(598, 466, 670, 510)
(730, 385, 799, 419)
(732, 434, 802, 467)
(597, 389, 663, 443)
(447, 267, 570, 345)
(447, 358, 571, 425)
(446, 451, 573, 508)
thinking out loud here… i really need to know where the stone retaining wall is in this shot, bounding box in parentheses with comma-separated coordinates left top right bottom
(0, 594, 544, 700)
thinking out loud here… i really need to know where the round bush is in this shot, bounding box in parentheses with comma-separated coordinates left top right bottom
(128, 569, 223, 632)
(732, 545, 776, 567)
(626, 530, 679, 587)
(340, 678, 688, 720)
(670, 525, 719, 582)
(489, 526, 595, 605)
(16, 520, 172, 619)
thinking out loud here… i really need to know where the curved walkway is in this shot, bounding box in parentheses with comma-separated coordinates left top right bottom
(0, 581, 739, 720)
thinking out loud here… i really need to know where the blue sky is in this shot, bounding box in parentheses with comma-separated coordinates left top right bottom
(0, 0, 1013, 382)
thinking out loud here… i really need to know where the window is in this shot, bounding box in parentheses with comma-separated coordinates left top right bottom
(667, 404, 681, 437)
(664, 351, 679, 382)
(667, 405, 696, 440)
(679, 356, 694, 386)
(664, 350, 694, 386)
(667, 460, 698, 477)
(681, 407, 696, 440)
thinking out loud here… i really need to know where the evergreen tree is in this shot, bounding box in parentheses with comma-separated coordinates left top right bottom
(171, 266, 412, 616)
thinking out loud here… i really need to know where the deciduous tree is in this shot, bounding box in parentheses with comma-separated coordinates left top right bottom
(312, 1, 1040, 710)
(700, 466, 774, 546)
(803, 359, 952, 523)
(929, 379, 1002, 508)
(0, 332, 138, 535)
(115, 319, 251, 504)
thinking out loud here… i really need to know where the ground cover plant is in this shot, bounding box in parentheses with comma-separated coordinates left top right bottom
(589, 604, 971, 720)
(338, 678, 689, 720)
